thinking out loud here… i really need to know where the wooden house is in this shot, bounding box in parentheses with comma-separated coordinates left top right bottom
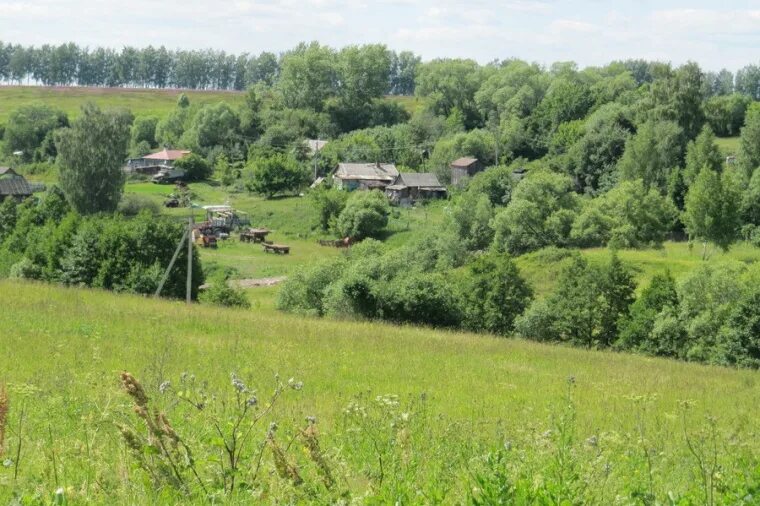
(450, 157, 484, 186)
(126, 149, 191, 175)
(386, 173, 447, 205)
(333, 162, 399, 191)
(0, 167, 33, 201)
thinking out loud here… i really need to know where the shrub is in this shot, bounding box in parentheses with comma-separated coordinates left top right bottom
(117, 194, 160, 217)
(335, 190, 390, 240)
(200, 275, 251, 309)
(245, 153, 307, 198)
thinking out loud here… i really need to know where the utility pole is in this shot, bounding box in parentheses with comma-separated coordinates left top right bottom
(186, 215, 193, 304)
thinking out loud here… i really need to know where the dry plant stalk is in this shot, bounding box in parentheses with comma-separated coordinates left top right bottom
(268, 428, 303, 486)
(0, 383, 7, 457)
(302, 419, 334, 490)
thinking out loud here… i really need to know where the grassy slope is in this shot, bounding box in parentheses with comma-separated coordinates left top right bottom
(2, 278, 758, 437)
(0, 85, 246, 122)
(0, 279, 758, 500)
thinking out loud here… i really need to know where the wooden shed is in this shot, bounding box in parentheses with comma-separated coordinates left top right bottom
(0, 167, 33, 201)
(450, 157, 484, 186)
(386, 173, 447, 205)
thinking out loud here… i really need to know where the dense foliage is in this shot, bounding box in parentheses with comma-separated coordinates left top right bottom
(0, 189, 203, 299)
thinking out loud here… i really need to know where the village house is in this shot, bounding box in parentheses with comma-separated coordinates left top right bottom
(333, 162, 399, 191)
(0, 167, 33, 202)
(126, 148, 191, 175)
(450, 157, 484, 186)
(386, 173, 447, 205)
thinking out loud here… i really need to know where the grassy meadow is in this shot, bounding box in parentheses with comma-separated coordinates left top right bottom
(0, 85, 246, 123)
(1, 280, 759, 503)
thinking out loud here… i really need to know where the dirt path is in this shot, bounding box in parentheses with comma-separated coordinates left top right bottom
(200, 276, 286, 290)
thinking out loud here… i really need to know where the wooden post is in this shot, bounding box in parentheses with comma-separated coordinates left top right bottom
(154, 227, 189, 298)
(186, 216, 193, 304)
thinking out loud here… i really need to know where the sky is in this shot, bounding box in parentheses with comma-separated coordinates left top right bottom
(0, 0, 759, 71)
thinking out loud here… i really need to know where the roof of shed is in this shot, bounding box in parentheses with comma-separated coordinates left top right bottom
(450, 157, 480, 168)
(395, 172, 444, 189)
(335, 163, 399, 181)
(0, 174, 32, 196)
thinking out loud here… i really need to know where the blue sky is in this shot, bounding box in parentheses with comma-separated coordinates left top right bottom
(0, 0, 758, 70)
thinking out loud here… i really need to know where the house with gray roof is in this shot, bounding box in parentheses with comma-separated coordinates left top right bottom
(386, 172, 447, 205)
(333, 162, 399, 191)
(0, 167, 33, 201)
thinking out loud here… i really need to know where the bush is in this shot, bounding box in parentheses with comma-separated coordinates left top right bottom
(200, 275, 251, 309)
(117, 194, 160, 217)
(335, 190, 390, 239)
(308, 186, 348, 232)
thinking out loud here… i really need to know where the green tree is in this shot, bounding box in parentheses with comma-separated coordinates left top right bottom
(415, 58, 485, 129)
(308, 186, 348, 232)
(130, 116, 158, 151)
(173, 153, 212, 181)
(617, 271, 681, 356)
(492, 169, 578, 254)
(598, 252, 636, 346)
(571, 179, 677, 248)
(181, 102, 241, 156)
(704, 93, 751, 137)
(245, 153, 307, 198)
(683, 125, 723, 186)
(55, 103, 131, 214)
(683, 166, 742, 256)
(2, 103, 69, 161)
(448, 192, 494, 251)
(462, 253, 533, 336)
(618, 120, 685, 192)
(738, 103, 760, 178)
(335, 190, 390, 239)
(278, 42, 336, 111)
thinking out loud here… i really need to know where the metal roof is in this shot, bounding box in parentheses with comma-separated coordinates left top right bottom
(335, 163, 399, 181)
(395, 172, 444, 189)
(450, 157, 480, 168)
(0, 174, 33, 197)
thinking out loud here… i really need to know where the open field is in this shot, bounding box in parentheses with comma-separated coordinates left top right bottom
(0, 86, 420, 124)
(715, 136, 741, 157)
(1, 279, 759, 502)
(0, 85, 246, 123)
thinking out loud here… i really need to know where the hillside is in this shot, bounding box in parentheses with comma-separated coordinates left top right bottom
(0, 85, 246, 123)
(1, 280, 759, 502)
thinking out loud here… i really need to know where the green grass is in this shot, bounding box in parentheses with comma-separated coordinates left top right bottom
(0, 280, 758, 502)
(516, 241, 760, 297)
(715, 136, 741, 157)
(0, 85, 245, 123)
(384, 94, 422, 115)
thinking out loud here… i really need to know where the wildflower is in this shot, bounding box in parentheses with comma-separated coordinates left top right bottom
(180, 372, 188, 383)
(158, 381, 171, 394)
(231, 373, 247, 393)
(2, 458, 12, 467)
(246, 396, 258, 407)
(503, 440, 512, 451)
(306, 416, 317, 425)
(567, 375, 576, 385)
(586, 435, 598, 447)
(288, 378, 303, 390)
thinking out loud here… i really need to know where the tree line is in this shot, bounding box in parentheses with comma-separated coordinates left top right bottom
(0, 41, 420, 94)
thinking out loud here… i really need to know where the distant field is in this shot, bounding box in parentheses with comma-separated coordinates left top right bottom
(0, 86, 420, 123)
(0, 85, 245, 122)
(716, 136, 741, 156)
